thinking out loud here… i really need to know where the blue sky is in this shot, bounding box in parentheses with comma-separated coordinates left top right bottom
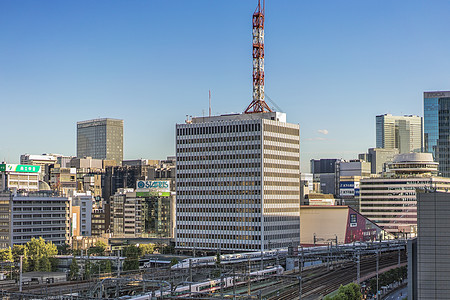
(1, 0, 450, 172)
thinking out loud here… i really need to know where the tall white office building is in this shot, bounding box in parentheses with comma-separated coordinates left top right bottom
(176, 112, 300, 252)
(376, 114, 423, 154)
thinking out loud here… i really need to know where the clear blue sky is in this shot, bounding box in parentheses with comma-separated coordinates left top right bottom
(2, 0, 450, 172)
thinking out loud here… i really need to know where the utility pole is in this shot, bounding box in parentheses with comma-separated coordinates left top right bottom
(189, 259, 192, 297)
(356, 251, 360, 284)
(247, 256, 251, 296)
(298, 276, 302, 299)
(232, 267, 236, 300)
(376, 246, 379, 300)
(19, 255, 23, 292)
(398, 243, 401, 266)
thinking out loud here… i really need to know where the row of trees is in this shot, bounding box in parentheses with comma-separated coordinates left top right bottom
(324, 283, 362, 300)
(368, 266, 407, 294)
(0, 237, 57, 272)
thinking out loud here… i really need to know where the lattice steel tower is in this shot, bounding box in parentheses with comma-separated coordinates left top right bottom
(244, 0, 273, 114)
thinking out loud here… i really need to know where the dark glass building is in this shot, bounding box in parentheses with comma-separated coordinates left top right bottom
(424, 91, 450, 177)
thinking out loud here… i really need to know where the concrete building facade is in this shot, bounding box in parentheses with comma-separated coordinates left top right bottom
(416, 191, 450, 298)
(0, 190, 70, 248)
(176, 112, 300, 252)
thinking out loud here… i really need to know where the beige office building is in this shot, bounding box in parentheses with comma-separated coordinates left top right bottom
(176, 112, 300, 252)
(376, 114, 423, 153)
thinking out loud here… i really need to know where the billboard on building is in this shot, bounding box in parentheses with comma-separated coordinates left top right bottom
(136, 180, 171, 197)
(0, 164, 41, 173)
(339, 181, 360, 197)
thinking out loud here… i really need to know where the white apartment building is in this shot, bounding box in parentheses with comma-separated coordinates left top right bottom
(176, 112, 300, 252)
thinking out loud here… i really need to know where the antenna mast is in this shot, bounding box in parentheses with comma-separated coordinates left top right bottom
(244, 0, 272, 114)
(209, 90, 211, 117)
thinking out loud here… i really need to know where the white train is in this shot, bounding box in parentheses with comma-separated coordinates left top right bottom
(127, 266, 284, 299)
(171, 249, 288, 269)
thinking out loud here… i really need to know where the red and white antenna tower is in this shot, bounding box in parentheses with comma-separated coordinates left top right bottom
(244, 0, 272, 114)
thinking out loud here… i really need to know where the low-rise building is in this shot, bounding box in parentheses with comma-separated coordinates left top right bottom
(0, 190, 70, 247)
(300, 206, 391, 247)
(0, 163, 41, 192)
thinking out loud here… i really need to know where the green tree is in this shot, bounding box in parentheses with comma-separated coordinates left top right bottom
(88, 240, 107, 256)
(123, 245, 140, 271)
(68, 258, 79, 280)
(139, 244, 155, 255)
(325, 283, 362, 300)
(170, 258, 179, 266)
(26, 237, 57, 271)
(103, 260, 112, 274)
(12, 245, 28, 271)
(83, 259, 93, 279)
(57, 243, 71, 255)
(39, 256, 51, 272)
(0, 247, 13, 262)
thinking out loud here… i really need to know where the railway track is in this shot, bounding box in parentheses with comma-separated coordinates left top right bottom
(266, 250, 407, 300)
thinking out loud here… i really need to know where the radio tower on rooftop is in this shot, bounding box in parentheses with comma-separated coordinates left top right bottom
(244, 0, 272, 114)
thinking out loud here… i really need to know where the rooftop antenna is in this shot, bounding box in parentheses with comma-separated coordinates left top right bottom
(209, 90, 212, 117)
(244, 0, 272, 114)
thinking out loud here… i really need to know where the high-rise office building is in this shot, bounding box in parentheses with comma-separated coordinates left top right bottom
(376, 114, 423, 154)
(416, 190, 450, 298)
(424, 91, 450, 177)
(176, 112, 300, 252)
(77, 118, 123, 165)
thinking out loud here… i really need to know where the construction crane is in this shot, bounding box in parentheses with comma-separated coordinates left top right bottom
(244, 0, 273, 114)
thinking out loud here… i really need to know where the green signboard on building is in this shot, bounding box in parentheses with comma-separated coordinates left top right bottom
(0, 164, 41, 173)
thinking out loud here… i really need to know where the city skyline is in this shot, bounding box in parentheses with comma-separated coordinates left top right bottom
(2, 1, 450, 171)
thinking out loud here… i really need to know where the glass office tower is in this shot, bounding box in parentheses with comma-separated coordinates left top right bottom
(77, 118, 123, 165)
(424, 91, 450, 177)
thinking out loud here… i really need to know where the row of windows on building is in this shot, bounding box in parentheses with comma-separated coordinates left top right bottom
(177, 123, 262, 136)
(177, 144, 261, 154)
(13, 227, 68, 232)
(178, 154, 261, 162)
(12, 201, 68, 205)
(177, 135, 260, 145)
(177, 198, 261, 205)
(263, 124, 299, 136)
(176, 225, 261, 231)
(177, 233, 262, 240)
(177, 242, 260, 250)
(179, 207, 261, 214)
(13, 234, 66, 240)
(13, 207, 66, 211)
(177, 172, 261, 179)
(14, 214, 68, 219)
(178, 181, 261, 187)
(177, 162, 261, 170)
(178, 216, 261, 222)
(13, 220, 67, 226)
(177, 190, 262, 196)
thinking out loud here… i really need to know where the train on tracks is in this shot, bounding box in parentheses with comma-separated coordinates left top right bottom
(125, 265, 284, 299)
